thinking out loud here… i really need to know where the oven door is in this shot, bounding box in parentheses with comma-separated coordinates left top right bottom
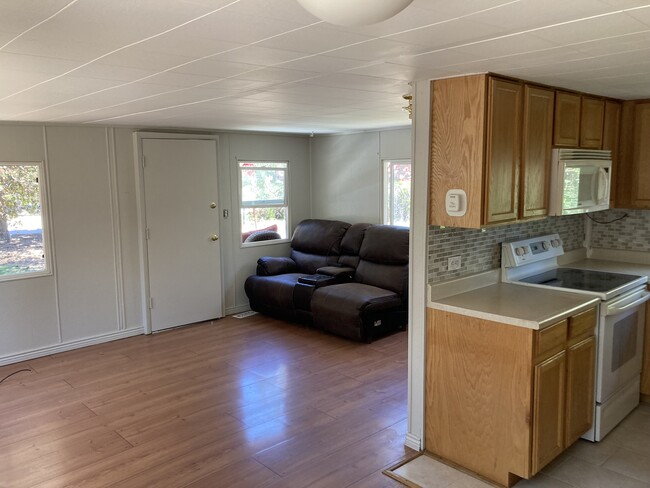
(597, 286, 650, 404)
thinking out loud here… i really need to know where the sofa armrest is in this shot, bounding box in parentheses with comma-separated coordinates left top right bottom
(316, 266, 355, 280)
(256, 256, 298, 276)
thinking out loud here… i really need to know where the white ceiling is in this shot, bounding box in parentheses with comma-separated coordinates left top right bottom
(1, 0, 650, 134)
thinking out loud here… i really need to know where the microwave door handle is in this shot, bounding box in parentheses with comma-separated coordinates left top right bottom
(607, 292, 650, 316)
(596, 167, 609, 204)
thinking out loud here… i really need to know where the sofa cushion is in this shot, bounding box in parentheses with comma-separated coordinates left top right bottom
(244, 273, 308, 310)
(359, 225, 409, 264)
(291, 219, 350, 255)
(355, 261, 408, 295)
(290, 250, 332, 275)
(256, 256, 298, 276)
(338, 222, 371, 268)
(312, 283, 401, 320)
(311, 283, 402, 339)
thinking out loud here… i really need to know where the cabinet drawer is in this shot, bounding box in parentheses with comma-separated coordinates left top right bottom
(569, 308, 597, 341)
(536, 320, 568, 362)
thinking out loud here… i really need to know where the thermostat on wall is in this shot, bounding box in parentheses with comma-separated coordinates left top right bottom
(445, 189, 467, 217)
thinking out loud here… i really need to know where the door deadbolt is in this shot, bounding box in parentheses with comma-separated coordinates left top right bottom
(211, 235, 219, 241)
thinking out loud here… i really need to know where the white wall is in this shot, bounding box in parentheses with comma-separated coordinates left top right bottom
(47, 127, 122, 340)
(224, 133, 311, 312)
(0, 125, 143, 364)
(310, 128, 411, 223)
(0, 123, 310, 365)
(0, 126, 60, 357)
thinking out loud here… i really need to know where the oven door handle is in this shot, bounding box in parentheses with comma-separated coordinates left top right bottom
(606, 292, 650, 316)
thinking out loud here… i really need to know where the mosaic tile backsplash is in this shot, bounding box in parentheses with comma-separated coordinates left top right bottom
(428, 214, 585, 283)
(589, 209, 650, 252)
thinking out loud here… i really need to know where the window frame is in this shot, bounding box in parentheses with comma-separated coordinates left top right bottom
(237, 160, 291, 248)
(381, 158, 412, 227)
(0, 160, 53, 283)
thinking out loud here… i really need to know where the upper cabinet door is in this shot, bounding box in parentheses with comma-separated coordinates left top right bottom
(602, 100, 622, 206)
(429, 74, 487, 228)
(521, 85, 555, 219)
(632, 102, 650, 207)
(485, 77, 522, 224)
(554, 91, 581, 147)
(580, 96, 605, 149)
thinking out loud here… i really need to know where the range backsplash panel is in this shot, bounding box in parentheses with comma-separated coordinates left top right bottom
(589, 209, 650, 252)
(428, 215, 585, 283)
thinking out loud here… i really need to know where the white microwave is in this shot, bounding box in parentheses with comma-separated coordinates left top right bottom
(549, 148, 612, 216)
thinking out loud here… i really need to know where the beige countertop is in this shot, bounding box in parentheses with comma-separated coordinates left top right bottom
(429, 282, 600, 330)
(427, 250, 650, 330)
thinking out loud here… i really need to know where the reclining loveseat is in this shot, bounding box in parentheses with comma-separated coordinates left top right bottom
(244, 219, 409, 342)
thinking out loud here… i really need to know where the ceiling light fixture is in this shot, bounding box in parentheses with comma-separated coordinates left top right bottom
(295, 0, 414, 26)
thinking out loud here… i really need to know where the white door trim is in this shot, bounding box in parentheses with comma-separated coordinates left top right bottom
(407, 80, 430, 451)
(133, 131, 222, 334)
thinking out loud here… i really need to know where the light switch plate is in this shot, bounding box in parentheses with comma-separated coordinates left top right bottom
(448, 255, 461, 271)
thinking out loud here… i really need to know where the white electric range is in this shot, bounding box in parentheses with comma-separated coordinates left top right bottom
(502, 234, 650, 441)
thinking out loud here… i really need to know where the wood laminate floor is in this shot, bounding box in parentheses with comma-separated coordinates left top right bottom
(0, 314, 413, 488)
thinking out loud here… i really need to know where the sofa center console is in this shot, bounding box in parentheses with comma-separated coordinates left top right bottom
(297, 274, 339, 287)
(294, 273, 349, 312)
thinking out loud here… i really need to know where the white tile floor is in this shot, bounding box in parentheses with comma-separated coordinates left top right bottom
(392, 403, 650, 488)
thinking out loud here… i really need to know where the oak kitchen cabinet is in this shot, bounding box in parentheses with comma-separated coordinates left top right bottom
(429, 73, 625, 227)
(603, 100, 622, 206)
(553, 92, 606, 149)
(426, 307, 597, 487)
(521, 85, 555, 219)
(429, 75, 554, 228)
(580, 96, 605, 149)
(617, 100, 650, 208)
(554, 91, 581, 147)
(485, 77, 522, 224)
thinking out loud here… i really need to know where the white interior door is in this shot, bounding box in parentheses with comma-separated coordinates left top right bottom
(142, 138, 223, 332)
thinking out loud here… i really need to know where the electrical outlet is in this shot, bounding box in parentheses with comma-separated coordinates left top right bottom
(448, 255, 461, 271)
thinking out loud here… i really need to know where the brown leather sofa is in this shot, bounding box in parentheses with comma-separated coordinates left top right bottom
(244, 219, 409, 341)
(244, 219, 350, 321)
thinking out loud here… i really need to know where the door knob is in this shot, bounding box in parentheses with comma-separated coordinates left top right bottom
(211, 235, 219, 241)
(210, 202, 217, 209)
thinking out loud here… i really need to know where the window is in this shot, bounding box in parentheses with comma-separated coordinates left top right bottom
(0, 162, 50, 281)
(382, 159, 411, 227)
(239, 161, 289, 244)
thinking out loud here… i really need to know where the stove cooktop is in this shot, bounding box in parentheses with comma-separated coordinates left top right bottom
(519, 268, 643, 294)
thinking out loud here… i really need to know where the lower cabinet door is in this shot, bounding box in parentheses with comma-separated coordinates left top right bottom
(532, 351, 567, 475)
(565, 336, 596, 445)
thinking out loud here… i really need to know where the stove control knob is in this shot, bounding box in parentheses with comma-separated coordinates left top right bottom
(515, 247, 525, 256)
(522, 246, 529, 254)
(542, 241, 550, 250)
(551, 238, 561, 248)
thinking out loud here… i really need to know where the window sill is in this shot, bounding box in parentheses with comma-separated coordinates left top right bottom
(0, 269, 53, 284)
